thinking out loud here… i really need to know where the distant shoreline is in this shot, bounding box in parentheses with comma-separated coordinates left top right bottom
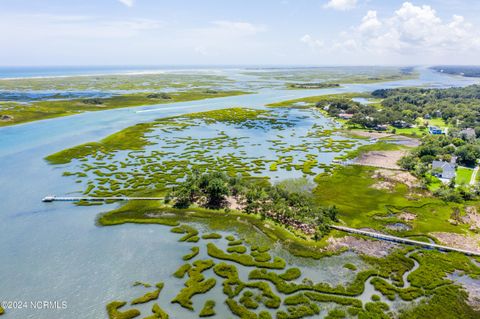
(0, 65, 419, 80)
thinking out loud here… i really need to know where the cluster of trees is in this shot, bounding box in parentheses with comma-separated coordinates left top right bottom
(315, 97, 413, 129)
(372, 85, 480, 132)
(82, 98, 104, 105)
(399, 135, 480, 202)
(289, 83, 340, 89)
(400, 135, 480, 169)
(431, 66, 480, 78)
(384, 86, 480, 173)
(146, 93, 172, 99)
(432, 184, 479, 203)
(166, 170, 232, 209)
(316, 85, 480, 133)
(363, 86, 480, 202)
(377, 87, 480, 191)
(315, 98, 388, 129)
(166, 170, 338, 239)
(315, 98, 365, 117)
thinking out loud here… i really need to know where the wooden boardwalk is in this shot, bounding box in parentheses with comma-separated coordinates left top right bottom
(42, 196, 163, 202)
(330, 225, 480, 257)
(40, 196, 480, 257)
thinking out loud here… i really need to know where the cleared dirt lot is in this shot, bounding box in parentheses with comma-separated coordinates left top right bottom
(354, 150, 409, 170)
(431, 232, 480, 253)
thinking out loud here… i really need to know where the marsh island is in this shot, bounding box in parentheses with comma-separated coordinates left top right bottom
(37, 69, 480, 319)
(2, 66, 480, 319)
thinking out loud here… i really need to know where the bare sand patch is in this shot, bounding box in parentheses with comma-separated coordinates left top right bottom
(431, 232, 480, 253)
(466, 286, 480, 311)
(325, 235, 397, 258)
(347, 130, 394, 139)
(388, 136, 421, 147)
(386, 223, 412, 231)
(355, 150, 408, 170)
(399, 212, 417, 221)
(374, 169, 419, 187)
(371, 180, 395, 191)
(460, 277, 480, 311)
(462, 206, 480, 231)
(371, 169, 420, 190)
(226, 196, 245, 211)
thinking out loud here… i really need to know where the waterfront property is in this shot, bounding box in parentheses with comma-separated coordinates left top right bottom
(432, 160, 456, 182)
(460, 128, 477, 141)
(428, 126, 444, 135)
(338, 113, 354, 120)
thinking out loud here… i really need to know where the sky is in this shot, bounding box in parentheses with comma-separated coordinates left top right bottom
(1, 0, 480, 66)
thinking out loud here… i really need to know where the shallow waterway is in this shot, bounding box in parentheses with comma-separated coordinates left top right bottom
(0, 67, 479, 318)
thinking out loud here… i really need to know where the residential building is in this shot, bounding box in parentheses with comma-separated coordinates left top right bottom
(431, 160, 456, 182)
(428, 126, 443, 135)
(338, 113, 354, 120)
(459, 128, 476, 141)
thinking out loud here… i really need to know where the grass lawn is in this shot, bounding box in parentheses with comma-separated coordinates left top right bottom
(457, 166, 474, 185)
(427, 117, 449, 127)
(313, 165, 470, 235)
(416, 117, 450, 128)
(425, 174, 443, 191)
(389, 125, 427, 137)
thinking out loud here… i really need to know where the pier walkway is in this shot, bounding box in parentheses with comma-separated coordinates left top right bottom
(330, 225, 480, 257)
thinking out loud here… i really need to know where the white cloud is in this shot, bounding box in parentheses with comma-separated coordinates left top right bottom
(183, 20, 266, 56)
(300, 34, 324, 49)
(111, 18, 163, 31)
(397, 2, 476, 51)
(358, 10, 381, 33)
(211, 21, 266, 36)
(30, 14, 93, 22)
(0, 14, 162, 40)
(194, 46, 208, 56)
(0, 13, 270, 64)
(160, 20, 268, 59)
(118, 0, 134, 7)
(334, 2, 480, 56)
(324, 0, 358, 11)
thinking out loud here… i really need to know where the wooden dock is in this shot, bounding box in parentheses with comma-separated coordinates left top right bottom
(330, 225, 480, 257)
(42, 196, 163, 202)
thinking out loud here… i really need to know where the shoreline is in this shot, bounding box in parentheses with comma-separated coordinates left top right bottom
(97, 204, 343, 260)
(0, 66, 246, 81)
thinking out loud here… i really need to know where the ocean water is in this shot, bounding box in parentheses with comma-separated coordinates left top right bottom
(0, 65, 241, 79)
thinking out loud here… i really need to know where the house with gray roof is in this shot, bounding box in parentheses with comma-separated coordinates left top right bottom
(459, 128, 476, 141)
(431, 160, 456, 182)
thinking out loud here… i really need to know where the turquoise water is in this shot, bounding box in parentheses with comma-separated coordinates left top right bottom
(0, 67, 479, 318)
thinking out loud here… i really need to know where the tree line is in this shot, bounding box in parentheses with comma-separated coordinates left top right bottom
(165, 170, 338, 239)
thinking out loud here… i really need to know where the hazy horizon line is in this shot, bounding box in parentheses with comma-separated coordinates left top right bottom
(1, 64, 478, 68)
